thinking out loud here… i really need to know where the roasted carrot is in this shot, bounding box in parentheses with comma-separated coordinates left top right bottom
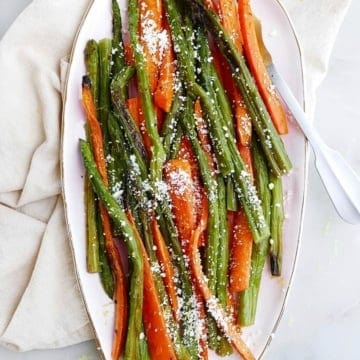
(178, 137, 200, 179)
(229, 209, 253, 292)
(82, 79, 108, 182)
(126, 97, 153, 154)
(151, 218, 179, 322)
(154, 27, 175, 112)
(126, 211, 177, 360)
(189, 218, 255, 360)
(164, 158, 196, 248)
(238, 0, 288, 134)
(165, 158, 209, 359)
(101, 209, 128, 360)
(124, 42, 135, 66)
(229, 144, 254, 293)
(82, 77, 128, 359)
(218, 0, 243, 52)
(238, 144, 254, 178)
(177, 136, 209, 250)
(139, 0, 163, 93)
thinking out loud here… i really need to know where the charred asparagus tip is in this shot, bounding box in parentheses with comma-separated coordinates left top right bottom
(82, 75, 92, 88)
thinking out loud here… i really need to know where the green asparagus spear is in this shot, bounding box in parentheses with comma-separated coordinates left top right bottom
(80, 139, 144, 360)
(84, 40, 99, 107)
(193, 26, 234, 176)
(215, 176, 233, 356)
(161, 92, 182, 157)
(164, 0, 195, 84)
(85, 176, 100, 273)
(96, 208, 115, 299)
(98, 39, 113, 153)
(110, 90, 148, 174)
(111, 0, 126, 75)
(226, 178, 238, 211)
(111, 66, 135, 102)
(269, 172, 284, 276)
(238, 138, 271, 326)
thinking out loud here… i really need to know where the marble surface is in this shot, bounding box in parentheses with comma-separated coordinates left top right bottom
(1, 0, 359, 359)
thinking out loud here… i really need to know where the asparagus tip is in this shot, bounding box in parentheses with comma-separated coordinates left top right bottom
(82, 75, 92, 88)
(270, 255, 281, 276)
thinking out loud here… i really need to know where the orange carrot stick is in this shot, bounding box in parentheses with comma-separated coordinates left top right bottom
(229, 209, 253, 292)
(229, 145, 254, 293)
(165, 158, 209, 359)
(238, 0, 288, 134)
(189, 218, 255, 360)
(154, 28, 175, 113)
(238, 144, 254, 178)
(163, 158, 196, 248)
(151, 219, 179, 322)
(204, 0, 216, 11)
(177, 137, 208, 249)
(82, 79, 128, 359)
(218, 0, 243, 52)
(139, 0, 163, 93)
(101, 209, 128, 360)
(124, 42, 135, 66)
(126, 211, 177, 360)
(126, 97, 153, 154)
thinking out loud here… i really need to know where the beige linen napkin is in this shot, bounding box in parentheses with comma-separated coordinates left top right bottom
(0, 0, 351, 352)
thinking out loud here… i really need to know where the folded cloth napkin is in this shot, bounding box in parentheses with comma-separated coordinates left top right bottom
(0, 0, 351, 352)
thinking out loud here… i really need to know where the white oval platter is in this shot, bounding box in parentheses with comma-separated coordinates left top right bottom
(61, 0, 308, 359)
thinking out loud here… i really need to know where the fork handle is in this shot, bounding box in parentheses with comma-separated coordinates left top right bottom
(268, 63, 360, 224)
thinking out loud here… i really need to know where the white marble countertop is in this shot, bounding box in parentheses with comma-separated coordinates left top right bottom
(1, 0, 359, 359)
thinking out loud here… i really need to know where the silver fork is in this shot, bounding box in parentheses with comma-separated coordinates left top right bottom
(255, 18, 360, 224)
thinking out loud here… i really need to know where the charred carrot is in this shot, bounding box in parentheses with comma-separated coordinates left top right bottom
(238, 0, 288, 134)
(102, 209, 128, 360)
